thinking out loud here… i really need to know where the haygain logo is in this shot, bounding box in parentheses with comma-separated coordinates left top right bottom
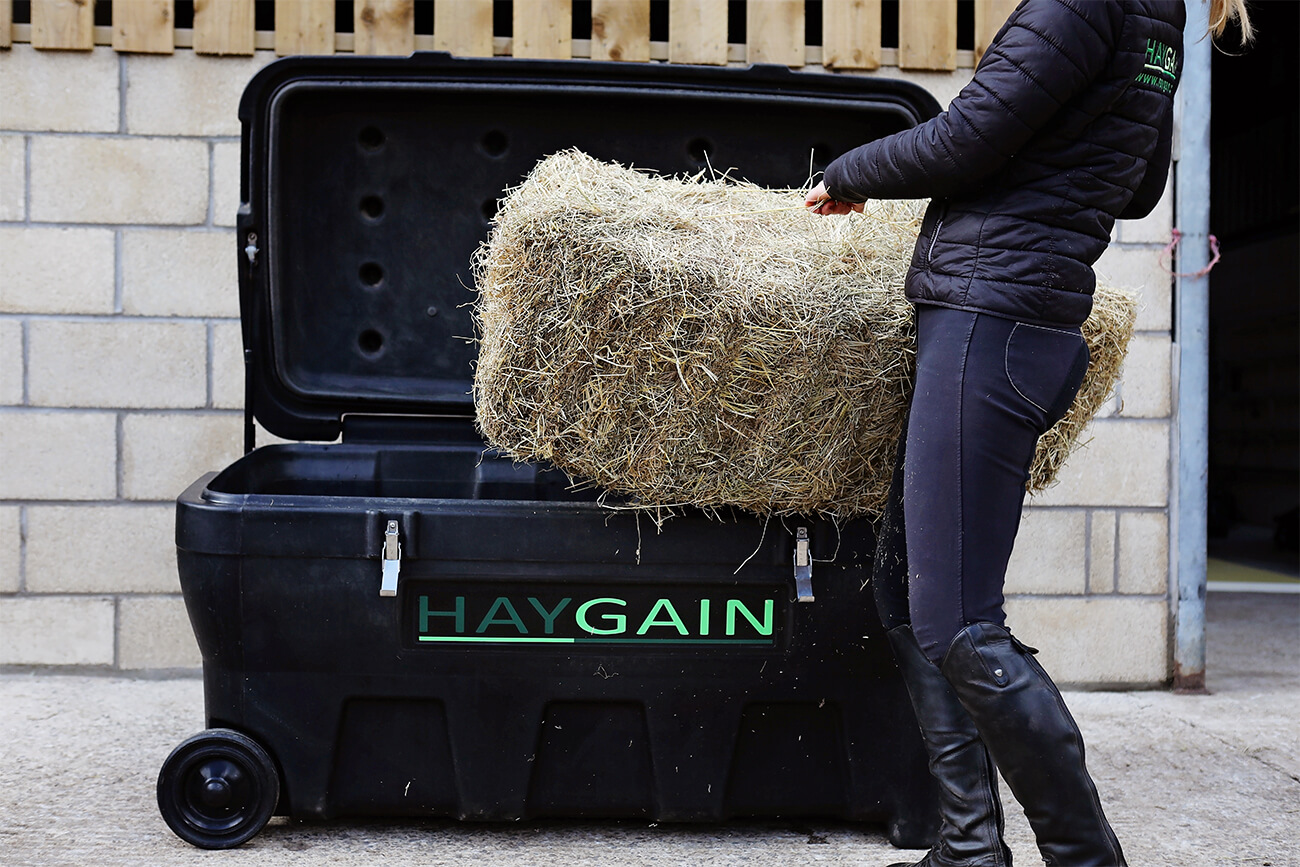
(413, 586, 780, 647)
(1135, 38, 1178, 94)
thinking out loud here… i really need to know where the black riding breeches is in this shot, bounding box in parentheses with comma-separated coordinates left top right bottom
(873, 304, 1091, 665)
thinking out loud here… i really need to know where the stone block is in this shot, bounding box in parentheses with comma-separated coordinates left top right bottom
(1028, 420, 1169, 508)
(28, 320, 207, 409)
(126, 50, 276, 137)
(211, 320, 245, 410)
(1005, 508, 1087, 595)
(1094, 389, 1120, 421)
(0, 411, 117, 500)
(118, 595, 202, 669)
(0, 596, 116, 666)
(122, 230, 240, 317)
(1003, 596, 1169, 686)
(122, 413, 243, 500)
(212, 141, 241, 228)
(1116, 168, 1174, 244)
(254, 420, 302, 447)
(0, 135, 23, 221)
(25, 505, 177, 593)
(1118, 511, 1170, 595)
(0, 319, 22, 405)
(30, 136, 208, 225)
(0, 46, 120, 133)
(0, 507, 19, 594)
(1089, 510, 1117, 593)
(1094, 243, 1172, 332)
(1117, 334, 1172, 418)
(0, 227, 116, 314)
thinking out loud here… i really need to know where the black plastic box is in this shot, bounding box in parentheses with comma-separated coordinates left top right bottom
(158, 53, 943, 850)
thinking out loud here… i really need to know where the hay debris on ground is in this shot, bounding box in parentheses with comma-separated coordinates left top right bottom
(471, 149, 1136, 518)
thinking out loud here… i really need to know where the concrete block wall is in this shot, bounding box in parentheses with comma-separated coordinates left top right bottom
(1, 46, 1177, 685)
(1, 45, 272, 670)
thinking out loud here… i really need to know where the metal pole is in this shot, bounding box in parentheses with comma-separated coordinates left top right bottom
(1173, 6, 1212, 693)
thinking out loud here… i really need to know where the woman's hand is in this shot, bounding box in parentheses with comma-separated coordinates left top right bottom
(805, 181, 864, 216)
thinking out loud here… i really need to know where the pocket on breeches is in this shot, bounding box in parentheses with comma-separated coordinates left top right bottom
(1004, 323, 1091, 432)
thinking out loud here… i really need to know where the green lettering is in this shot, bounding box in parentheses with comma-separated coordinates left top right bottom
(420, 596, 465, 634)
(637, 598, 689, 635)
(477, 597, 528, 634)
(699, 599, 711, 637)
(726, 599, 774, 637)
(575, 598, 627, 635)
(527, 597, 572, 635)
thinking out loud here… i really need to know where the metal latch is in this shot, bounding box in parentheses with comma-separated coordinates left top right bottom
(380, 520, 401, 597)
(794, 526, 814, 602)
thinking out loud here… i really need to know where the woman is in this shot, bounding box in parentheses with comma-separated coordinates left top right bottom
(806, 1, 1251, 865)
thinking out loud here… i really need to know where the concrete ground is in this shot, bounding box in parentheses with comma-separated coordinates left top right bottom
(1, 591, 1296, 867)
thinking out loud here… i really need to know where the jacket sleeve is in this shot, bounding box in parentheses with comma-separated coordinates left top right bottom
(823, 0, 1119, 203)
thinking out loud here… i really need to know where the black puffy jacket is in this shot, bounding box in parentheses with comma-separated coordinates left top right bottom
(823, 0, 1185, 326)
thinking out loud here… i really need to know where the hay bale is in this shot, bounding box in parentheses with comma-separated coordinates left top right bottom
(472, 149, 1135, 518)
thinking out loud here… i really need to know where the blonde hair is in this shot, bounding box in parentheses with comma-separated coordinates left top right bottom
(1208, 0, 1254, 45)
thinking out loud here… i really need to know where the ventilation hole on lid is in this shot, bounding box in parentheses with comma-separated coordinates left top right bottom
(481, 130, 508, 157)
(687, 137, 713, 166)
(360, 195, 385, 220)
(358, 329, 384, 356)
(810, 142, 836, 173)
(358, 126, 386, 151)
(359, 262, 384, 287)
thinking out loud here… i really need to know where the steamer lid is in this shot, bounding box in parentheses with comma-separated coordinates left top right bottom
(237, 52, 939, 442)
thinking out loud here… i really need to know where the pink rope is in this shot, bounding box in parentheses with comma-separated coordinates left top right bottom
(1160, 227, 1222, 277)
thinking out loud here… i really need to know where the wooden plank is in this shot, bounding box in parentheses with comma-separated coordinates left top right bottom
(1, 0, 12, 49)
(275, 0, 335, 55)
(821, 0, 880, 70)
(898, 0, 956, 71)
(746, 0, 803, 67)
(974, 0, 1019, 63)
(513, 0, 572, 59)
(194, 0, 255, 55)
(112, 0, 175, 54)
(591, 0, 649, 62)
(434, 0, 494, 57)
(667, 0, 726, 65)
(354, 0, 414, 55)
(31, 0, 96, 50)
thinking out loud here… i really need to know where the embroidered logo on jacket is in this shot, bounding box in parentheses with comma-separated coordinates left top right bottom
(1135, 38, 1179, 94)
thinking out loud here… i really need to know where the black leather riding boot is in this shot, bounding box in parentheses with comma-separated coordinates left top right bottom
(885, 625, 1012, 867)
(940, 623, 1127, 867)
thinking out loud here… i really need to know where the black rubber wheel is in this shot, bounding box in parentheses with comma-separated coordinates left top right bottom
(157, 729, 280, 849)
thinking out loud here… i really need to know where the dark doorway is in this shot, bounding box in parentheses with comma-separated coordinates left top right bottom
(1207, 0, 1300, 579)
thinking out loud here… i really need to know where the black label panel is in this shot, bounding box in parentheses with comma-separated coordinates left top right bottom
(404, 582, 785, 650)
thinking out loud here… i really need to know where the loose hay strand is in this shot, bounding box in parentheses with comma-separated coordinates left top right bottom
(472, 149, 1136, 518)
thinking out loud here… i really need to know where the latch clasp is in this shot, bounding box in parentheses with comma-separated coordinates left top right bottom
(380, 520, 401, 597)
(794, 526, 814, 602)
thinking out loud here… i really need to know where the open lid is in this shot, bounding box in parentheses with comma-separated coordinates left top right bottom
(237, 53, 940, 443)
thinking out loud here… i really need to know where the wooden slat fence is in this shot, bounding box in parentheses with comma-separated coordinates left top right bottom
(31, 0, 95, 50)
(5, 1, 1018, 71)
(193, 0, 255, 54)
